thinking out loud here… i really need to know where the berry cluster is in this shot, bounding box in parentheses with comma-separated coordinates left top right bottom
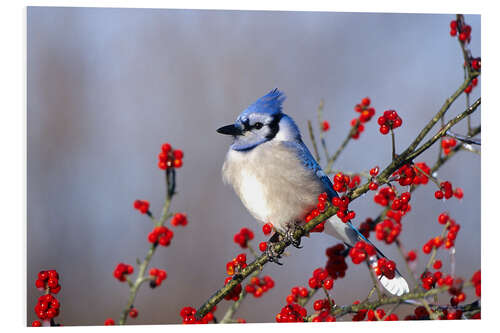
(464, 77, 479, 94)
(375, 219, 401, 244)
(368, 166, 380, 190)
(422, 237, 440, 254)
(405, 306, 430, 320)
(170, 213, 188, 227)
(35, 270, 61, 294)
(244, 276, 275, 298)
(394, 164, 416, 186)
(349, 241, 376, 264)
(377, 110, 402, 135)
(471, 269, 481, 297)
(226, 253, 247, 276)
(332, 196, 355, 223)
(321, 120, 330, 132)
(325, 243, 348, 279)
(312, 299, 336, 322)
(276, 303, 307, 322)
(413, 162, 431, 185)
(449, 19, 471, 43)
(373, 186, 396, 207)
(373, 258, 396, 279)
(148, 225, 174, 246)
(332, 172, 350, 193)
(348, 174, 361, 189)
(133, 199, 150, 214)
(448, 278, 467, 306)
(434, 181, 451, 199)
(351, 97, 376, 139)
(223, 277, 242, 301)
(158, 143, 184, 170)
(233, 227, 254, 249)
(358, 218, 374, 238)
(434, 181, 461, 200)
(34, 294, 60, 322)
(180, 305, 216, 324)
(470, 57, 481, 71)
(444, 219, 461, 249)
(304, 193, 328, 233)
(441, 137, 457, 155)
(391, 192, 411, 213)
(308, 268, 334, 290)
(149, 267, 167, 288)
(114, 263, 134, 282)
(286, 286, 309, 304)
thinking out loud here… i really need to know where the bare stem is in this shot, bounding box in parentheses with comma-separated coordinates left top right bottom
(119, 169, 175, 325)
(308, 120, 321, 162)
(325, 120, 360, 173)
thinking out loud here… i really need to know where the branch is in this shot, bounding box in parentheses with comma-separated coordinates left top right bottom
(399, 74, 479, 159)
(119, 169, 175, 325)
(323, 282, 473, 319)
(325, 120, 360, 173)
(307, 120, 321, 162)
(404, 98, 480, 163)
(445, 129, 481, 145)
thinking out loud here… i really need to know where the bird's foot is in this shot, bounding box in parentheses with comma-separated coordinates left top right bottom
(284, 223, 303, 248)
(265, 243, 283, 265)
(265, 232, 283, 265)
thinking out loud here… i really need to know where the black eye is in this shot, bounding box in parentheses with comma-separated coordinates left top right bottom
(254, 122, 263, 129)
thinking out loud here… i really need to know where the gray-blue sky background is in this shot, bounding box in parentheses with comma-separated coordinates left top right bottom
(27, 7, 480, 325)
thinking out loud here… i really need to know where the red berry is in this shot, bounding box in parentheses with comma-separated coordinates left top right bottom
(259, 242, 267, 252)
(129, 308, 138, 318)
(322, 121, 330, 132)
(32, 320, 42, 327)
(433, 260, 442, 270)
(173, 149, 183, 159)
(323, 278, 334, 290)
(313, 299, 324, 311)
(361, 97, 371, 107)
(173, 159, 183, 168)
(262, 223, 273, 235)
(104, 318, 115, 325)
(435, 191, 444, 199)
(379, 124, 390, 135)
(161, 143, 172, 153)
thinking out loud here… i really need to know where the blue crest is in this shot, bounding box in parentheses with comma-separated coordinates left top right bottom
(237, 88, 286, 122)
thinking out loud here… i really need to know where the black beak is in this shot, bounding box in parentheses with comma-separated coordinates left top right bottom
(216, 124, 243, 136)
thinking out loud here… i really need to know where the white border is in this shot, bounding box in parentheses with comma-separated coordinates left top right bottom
(2, 1, 498, 332)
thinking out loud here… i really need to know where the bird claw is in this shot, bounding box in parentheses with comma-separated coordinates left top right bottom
(285, 224, 302, 248)
(265, 244, 283, 265)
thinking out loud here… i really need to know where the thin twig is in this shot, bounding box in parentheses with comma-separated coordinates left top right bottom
(119, 169, 175, 325)
(308, 120, 321, 162)
(325, 120, 361, 173)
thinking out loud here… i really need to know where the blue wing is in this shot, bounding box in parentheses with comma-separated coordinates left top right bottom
(282, 139, 338, 200)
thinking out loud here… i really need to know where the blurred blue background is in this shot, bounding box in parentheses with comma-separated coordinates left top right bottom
(27, 7, 480, 325)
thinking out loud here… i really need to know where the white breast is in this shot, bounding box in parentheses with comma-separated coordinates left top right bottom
(222, 141, 325, 232)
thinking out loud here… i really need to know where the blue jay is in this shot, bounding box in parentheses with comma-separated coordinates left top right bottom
(217, 89, 409, 296)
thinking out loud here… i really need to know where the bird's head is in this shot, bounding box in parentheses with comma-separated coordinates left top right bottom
(217, 89, 300, 151)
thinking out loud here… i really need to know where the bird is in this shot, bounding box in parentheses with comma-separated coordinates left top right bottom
(217, 88, 409, 296)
